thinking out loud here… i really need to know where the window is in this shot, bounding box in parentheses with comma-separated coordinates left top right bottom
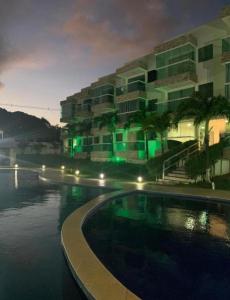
(199, 82, 213, 98)
(147, 99, 157, 112)
(117, 99, 145, 114)
(148, 70, 157, 82)
(116, 133, 123, 142)
(128, 74, 145, 83)
(156, 44, 196, 68)
(198, 44, 213, 62)
(103, 135, 112, 143)
(222, 37, 230, 54)
(136, 131, 144, 140)
(157, 61, 195, 80)
(226, 63, 230, 83)
(92, 84, 114, 98)
(94, 136, 100, 144)
(168, 87, 195, 101)
(225, 84, 230, 100)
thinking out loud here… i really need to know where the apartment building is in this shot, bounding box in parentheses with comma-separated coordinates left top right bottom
(60, 6, 230, 164)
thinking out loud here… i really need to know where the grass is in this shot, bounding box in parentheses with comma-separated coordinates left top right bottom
(17, 154, 149, 181)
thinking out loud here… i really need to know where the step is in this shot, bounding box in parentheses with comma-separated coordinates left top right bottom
(172, 170, 187, 175)
(167, 172, 189, 179)
(164, 176, 192, 183)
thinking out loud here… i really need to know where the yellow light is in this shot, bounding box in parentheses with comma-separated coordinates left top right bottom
(137, 176, 143, 183)
(99, 173, 105, 180)
(42, 165, 46, 170)
(61, 165, 65, 170)
(75, 169, 80, 176)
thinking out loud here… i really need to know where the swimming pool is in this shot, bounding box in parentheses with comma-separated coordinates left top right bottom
(0, 170, 110, 300)
(83, 192, 230, 300)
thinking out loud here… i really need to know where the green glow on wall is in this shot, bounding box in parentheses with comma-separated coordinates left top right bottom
(148, 140, 161, 158)
(137, 150, 146, 160)
(111, 156, 126, 163)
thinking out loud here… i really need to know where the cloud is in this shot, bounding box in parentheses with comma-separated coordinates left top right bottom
(61, 0, 177, 65)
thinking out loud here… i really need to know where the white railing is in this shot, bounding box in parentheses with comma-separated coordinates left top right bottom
(162, 141, 199, 180)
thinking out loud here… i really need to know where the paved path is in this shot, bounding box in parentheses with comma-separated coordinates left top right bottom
(40, 168, 230, 202)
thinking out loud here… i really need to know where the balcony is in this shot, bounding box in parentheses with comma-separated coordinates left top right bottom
(74, 105, 92, 119)
(116, 60, 147, 77)
(116, 81, 146, 102)
(91, 95, 115, 116)
(154, 72, 197, 90)
(154, 34, 197, 54)
(60, 100, 75, 123)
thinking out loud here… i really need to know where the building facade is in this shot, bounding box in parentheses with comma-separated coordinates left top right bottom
(61, 6, 230, 164)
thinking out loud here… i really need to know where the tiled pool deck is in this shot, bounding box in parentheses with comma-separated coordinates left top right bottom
(19, 168, 230, 299)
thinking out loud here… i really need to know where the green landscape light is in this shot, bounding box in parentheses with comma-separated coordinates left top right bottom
(99, 173, 105, 180)
(75, 169, 80, 176)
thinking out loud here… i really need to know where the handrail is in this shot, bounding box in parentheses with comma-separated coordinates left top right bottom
(162, 141, 199, 180)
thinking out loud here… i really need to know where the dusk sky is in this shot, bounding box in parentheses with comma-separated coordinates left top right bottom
(0, 0, 229, 125)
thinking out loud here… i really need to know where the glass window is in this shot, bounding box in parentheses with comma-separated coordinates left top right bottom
(117, 99, 145, 114)
(199, 82, 213, 98)
(157, 61, 195, 80)
(94, 136, 100, 144)
(156, 44, 196, 68)
(225, 84, 230, 100)
(116, 133, 123, 142)
(168, 87, 195, 100)
(198, 44, 213, 62)
(128, 74, 145, 83)
(103, 135, 112, 143)
(136, 130, 144, 140)
(147, 99, 157, 112)
(222, 37, 230, 54)
(226, 64, 230, 83)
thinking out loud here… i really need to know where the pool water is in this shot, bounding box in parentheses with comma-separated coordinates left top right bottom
(83, 192, 230, 300)
(0, 170, 110, 300)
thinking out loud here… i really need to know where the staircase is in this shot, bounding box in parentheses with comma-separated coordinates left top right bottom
(164, 166, 192, 183)
(161, 142, 199, 184)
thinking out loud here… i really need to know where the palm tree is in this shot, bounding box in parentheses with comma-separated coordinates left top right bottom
(96, 111, 119, 156)
(123, 109, 149, 159)
(142, 111, 172, 155)
(174, 93, 230, 180)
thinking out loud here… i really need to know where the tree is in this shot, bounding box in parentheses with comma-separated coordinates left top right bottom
(123, 109, 150, 159)
(142, 111, 172, 155)
(174, 93, 230, 181)
(96, 111, 118, 156)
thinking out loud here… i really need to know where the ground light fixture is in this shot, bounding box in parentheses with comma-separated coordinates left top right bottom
(61, 165, 65, 170)
(99, 173, 105, 180)
(14, 164, 19, 169)
(42, 165, 46, 171)
(75, 169, 80, 176)
(137, 176, 143, 183)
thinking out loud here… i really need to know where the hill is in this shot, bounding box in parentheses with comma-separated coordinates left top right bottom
(0, 108, 60, 141)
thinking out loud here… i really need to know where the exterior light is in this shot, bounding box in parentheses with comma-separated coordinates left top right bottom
(99, 173, 105, 180)
(137, 176, 143, 183)
(75, 169, 80, 176)
(187, 123, 192, 127)
(14, 164, 19, 169)
(61, 165, 65, 170)
(42, 165, 46, 170)
(225, 119, 229, 124)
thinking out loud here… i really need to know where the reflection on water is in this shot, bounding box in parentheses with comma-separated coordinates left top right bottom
(84, 193, 230, 300)
(0, 170, 110, 300)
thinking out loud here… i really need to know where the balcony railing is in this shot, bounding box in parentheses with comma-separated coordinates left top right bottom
(92, 144, 113, 151)
(116, 81, 146, 96)
(115, 142, 145, 152)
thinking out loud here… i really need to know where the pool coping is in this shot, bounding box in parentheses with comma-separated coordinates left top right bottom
(61, 189, 141, 300)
